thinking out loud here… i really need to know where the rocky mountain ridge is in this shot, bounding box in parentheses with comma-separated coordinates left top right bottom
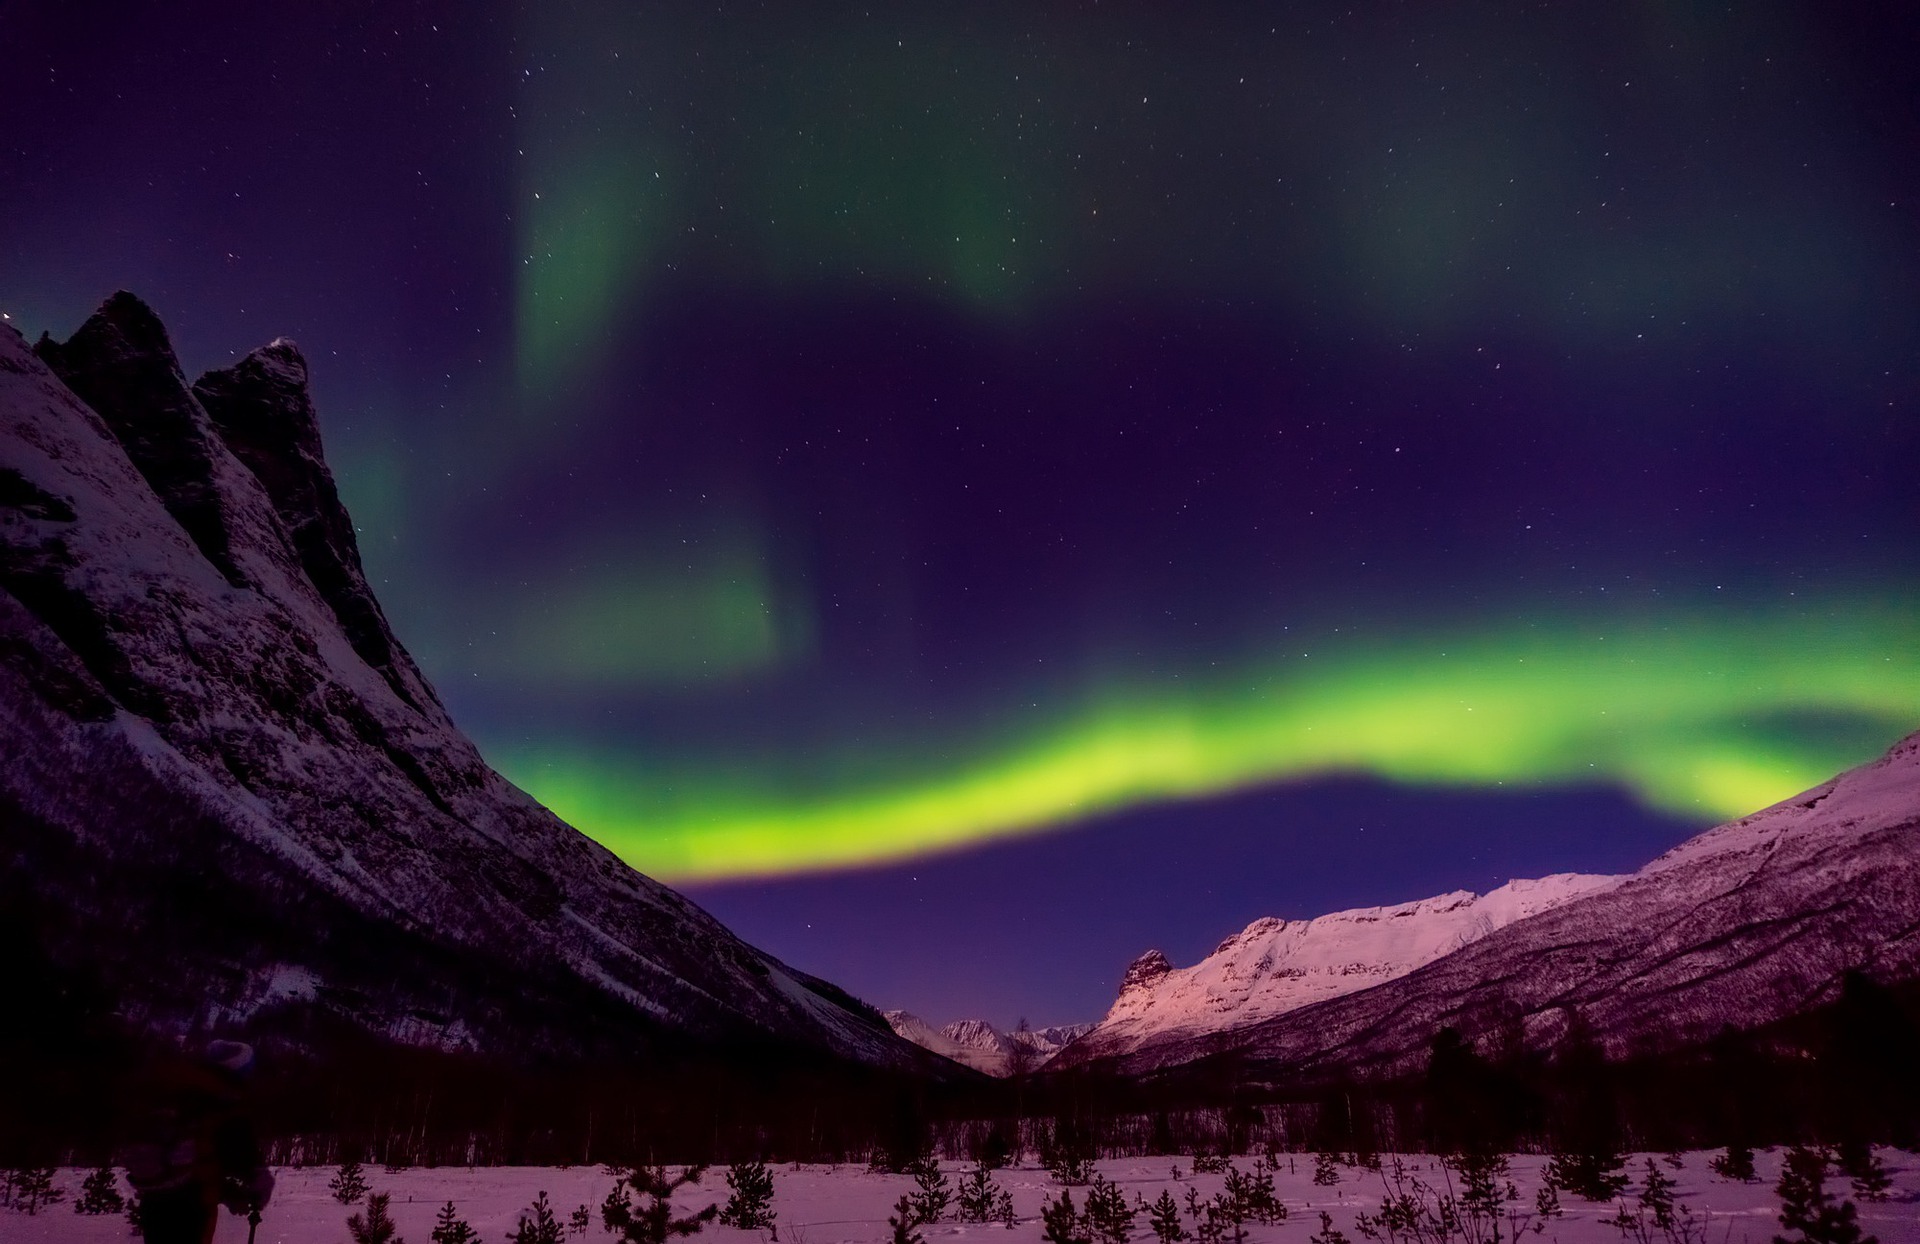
(0, 293, 925, 1070)
(1052, 728, 1920, 1078)
(1068, 873, 1619, 1065)
(882, 1010, 1092, 1076)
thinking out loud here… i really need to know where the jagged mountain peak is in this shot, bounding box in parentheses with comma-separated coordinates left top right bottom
(190, 328, 430, 709)
(1117, 949, 1173, 998)
(882, 1010, 1091, 1076)
(1, 296, 928, 1073)
(37, 290, 173, 361)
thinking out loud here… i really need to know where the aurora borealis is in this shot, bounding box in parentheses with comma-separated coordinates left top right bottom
(515, 604, 1918, 882)
(5, 3, 1916, 1023)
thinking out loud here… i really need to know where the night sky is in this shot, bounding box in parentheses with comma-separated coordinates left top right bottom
(5, 4, 1917, 1027)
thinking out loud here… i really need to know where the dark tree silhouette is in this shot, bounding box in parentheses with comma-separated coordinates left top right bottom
(347, 1192, 403, 1244)
(719, 1161, 777, 1232)
(430, 1200, 478, 1244)
(602, 1166, 719, 1244)
(1774, 1146, 1876, 1244)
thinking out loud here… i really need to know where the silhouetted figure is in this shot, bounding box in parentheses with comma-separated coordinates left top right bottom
(124, 1040, 274, 1244)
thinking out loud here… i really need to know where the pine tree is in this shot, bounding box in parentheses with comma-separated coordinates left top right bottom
(1306, 1211, 1351, 1244)
(347, 1192, 404, 1244)
(905, 1155, 951, 1225)
(1834, 1141, 1892, 1203)
(75, 1167, 125, 1215)
(719, 1161, 778, 1231)
(1083, 1174, 1136, 1244)
(1773, 1146, 1877, 1244)
(1712, 1145, 1758, 1183)
(430, 1201, 479, 1244)
(570, 1205, 592, 1238)
(1222, 1164, 1283, 1225)
(602, 1166, 720, 1244)
(957, 1160, 1013, 1224)
(1544, 1147, 1629, 1201)
(889, 1195, 926, 1244)
(13, 1168, 64, 1215)
(508, 1192, 564, 1244)
(1147, 1189, 1187, 1244)
(1451, 1150, 1514, 1231)
(1639, 1157, 1679, 1231)
(1312, 1152, 1341, 1187)
(1042, 1189, 1090, 1244)
(331, 1160, 372, 1205)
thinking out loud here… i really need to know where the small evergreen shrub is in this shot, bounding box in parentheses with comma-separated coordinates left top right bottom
(331, 1160, 372, 1205)
(1835, 1140, 1892, 1203)
(956, 1160, 1015, 1226)
(1083, 1175, 1135, 1244)
(889, 1195, 926, 1244)
(75, 1167, 125, 1215)
(508, 1192, 564, 1244)
(1711, 1145, 1758, 1183)
(602, 1166, 720, 1244)
(11, 1168, 64, 1215)
(1544, 1147, 1629, 1201)
(719, 1161, 778, 1231)
(1774, 1146, 1876, 1244)
(1147, 1189, 1187, 1244)
(1042, 1189, 1090, 1244)
(430, 1201, 478, 1244)
(904, 1155, 951, 1225)
(347, 1192, 403, 1244)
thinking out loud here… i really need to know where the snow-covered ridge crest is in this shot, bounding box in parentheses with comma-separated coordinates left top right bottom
(1056, 728, 1920, 1078)
(882, 1010, 1093, 1076)
(1076, 872, 1620, 1061)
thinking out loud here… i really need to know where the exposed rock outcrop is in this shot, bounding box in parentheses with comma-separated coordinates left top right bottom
(1, 294, 923, 1071)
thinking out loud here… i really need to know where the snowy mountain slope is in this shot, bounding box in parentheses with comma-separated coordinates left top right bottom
(0, 294, 923, 1069)
(1054, 729, 1920, 1078)
(1066, 873, 1619, 1065)
(883, 1011, 1093, 1075)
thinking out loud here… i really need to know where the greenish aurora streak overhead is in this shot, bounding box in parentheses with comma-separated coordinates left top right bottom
(480, 5, 1920, 886)
(497, 603, 1917, 882)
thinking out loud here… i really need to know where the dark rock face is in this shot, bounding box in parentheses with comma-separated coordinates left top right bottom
(33, 292, 251, 588)
(1118, 949, 1173, 996)
(193, 338, 428, 709)
(0, 295, 919, 1071)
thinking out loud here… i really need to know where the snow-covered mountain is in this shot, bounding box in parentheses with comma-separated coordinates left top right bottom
(1053, 729, 1920, 1078)
(1068, 873, 1619, 1064)
(883, 1011, 1093, 1076)
(0, 294, 926, 1070)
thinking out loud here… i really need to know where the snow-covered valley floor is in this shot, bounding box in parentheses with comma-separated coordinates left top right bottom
(11, 1151, 1919, 1244)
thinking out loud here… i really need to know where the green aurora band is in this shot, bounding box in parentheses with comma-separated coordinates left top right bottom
(496, 603, 1917, 883)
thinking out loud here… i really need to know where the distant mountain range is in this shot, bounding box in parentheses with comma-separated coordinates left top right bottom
(1053, 729, 1920, 1079)
(881, 1011, 1091, 1076)
(0, 294, 931, 1074)
(1067, 872, 1620, 1065)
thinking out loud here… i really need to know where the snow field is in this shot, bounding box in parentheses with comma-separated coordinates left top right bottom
(9, 1151, 1918, 1244)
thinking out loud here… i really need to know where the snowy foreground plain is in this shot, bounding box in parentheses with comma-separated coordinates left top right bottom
(14, 1152, 1920, 1244)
